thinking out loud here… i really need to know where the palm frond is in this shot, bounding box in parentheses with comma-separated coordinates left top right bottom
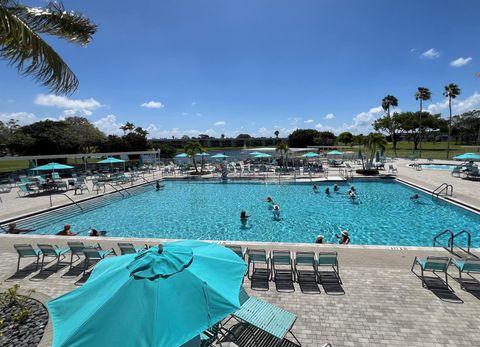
(0, 4, 78, 94)
(8, 1, 96, 45)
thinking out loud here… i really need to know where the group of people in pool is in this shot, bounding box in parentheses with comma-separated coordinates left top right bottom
(239, 196, 282, 227)
(315, 230, 350, 245)
(313, 183, 357, 200)
(5, 223, 106, 237)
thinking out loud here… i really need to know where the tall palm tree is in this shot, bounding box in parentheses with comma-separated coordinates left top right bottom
(120, 122, 135, 135)
(365, 133, 387, 169)
(381, 95, 398, 117)
(184, 141, 203, 173)
(443, 83, 461, 159)
(0, 1, 97, 94)
(415, 87, 431, 157)
(276, 142, 289, 171)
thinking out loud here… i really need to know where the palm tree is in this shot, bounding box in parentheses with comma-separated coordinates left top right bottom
(184, 141, 203, 173)
(120, 122, 135, 135)
(443, 83, 461, 159)
(365, 133, 387, 169)
(276, 142, 289, 171)
(0, 1, 97, 94)
(381, 95, 398, 117)
(415, 87, 431, 157)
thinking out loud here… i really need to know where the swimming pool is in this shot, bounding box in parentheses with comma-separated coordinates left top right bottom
(30, 179, 480, 247)
(419, 163, 458, 171)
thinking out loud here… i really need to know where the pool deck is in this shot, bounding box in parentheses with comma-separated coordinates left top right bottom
(1, 235, 480, 347)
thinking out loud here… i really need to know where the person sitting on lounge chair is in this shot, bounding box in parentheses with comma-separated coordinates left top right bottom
(336, 230, 350, 244)
(57, 224, 77, 236)
(7, 223, 36, 234)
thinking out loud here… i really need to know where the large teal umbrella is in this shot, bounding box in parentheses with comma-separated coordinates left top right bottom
(254, 153, 272, 158)
(48, 241, 246, 347)
(211, 153, 229, 158)
(97, 157, 125, 164)
(175, 153, 189, 158)
(327, 150, 343, 155)
(31, 162, 74, 171)
(249, 151, 263, 155)
(195, 152, 210, 157)
(302, 152, 319, 158)
(453, 153, 480, 161)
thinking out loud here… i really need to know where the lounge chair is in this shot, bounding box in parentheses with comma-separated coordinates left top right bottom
(220, 287, 301, 346)
(246, 249, 270, 279)
(451, 166, 462, 177)
(83, 247, 116, 274)
(67, 241, 101, 269)
(92, 179, 106, 193)
(294, 251, 316, 282)
(226, 245, 246, 260)
(388, 164, 398, 174)
(37, 244, 70, 271)
(465, 167, 480, 181)
(17, 183, 40, 197)
(200, 323, 219, 347)
(118, 242, 146, 255)
(452, 257, 480, 290)
(317, 252, 341, 284)
(74, 177, 89, 194)
(13, 244, 41, 271)
(271, 250, 293, 282)
(411, 256, 451, 288)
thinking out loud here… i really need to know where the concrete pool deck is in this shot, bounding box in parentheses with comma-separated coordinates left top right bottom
(1, 235, 480, 347)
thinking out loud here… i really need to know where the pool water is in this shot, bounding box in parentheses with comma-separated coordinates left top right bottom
(33, 180, 480, 247)
(419, 164, 458, 171)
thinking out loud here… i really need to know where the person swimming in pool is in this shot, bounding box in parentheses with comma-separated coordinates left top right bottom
(336, 230, 350, 245)
(272, 204, 281, 220)
(313, 184, 319, 193)
(348, 190, 356, 200)
(325, 187, 330, 195)
(410, 194, 420, 200)
(333, 184, 340, 192)
(315, 234, 326, 244)
(6, 223, 36, 234)
(240, 210, 249, 226)
(264, 196, 274, 204)
(56, 224, 77, 236)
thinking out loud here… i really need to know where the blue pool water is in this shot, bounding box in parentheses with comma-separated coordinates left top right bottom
(419, 164, 458, 171)
(34, 180, 480, 247)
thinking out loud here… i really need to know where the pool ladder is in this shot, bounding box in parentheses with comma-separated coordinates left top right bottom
(433, 229, 472, 255)
(432, 183, 453, 198)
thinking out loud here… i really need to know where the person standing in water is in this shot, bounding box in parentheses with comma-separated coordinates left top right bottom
(240, 210, 249, 226)
(333, 184, 340, 192)
(313, 184, 319, 193)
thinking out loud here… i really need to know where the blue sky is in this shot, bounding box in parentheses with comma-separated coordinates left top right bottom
(1, 0, 479, 138)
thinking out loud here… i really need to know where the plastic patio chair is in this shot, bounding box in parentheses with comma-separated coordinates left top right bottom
(246, 249, 270, 280)
(83, 247, 117, 274)
(411, 256, 451, 288)
(13, 244, 41, 271)
(118, 243, 146, 255)
(37, 244, 70, 271)
(294, 251, 316, 283)
(452, 257, 480, 290)
(271, 250, 293, 282)
(317, 252, 340, 284)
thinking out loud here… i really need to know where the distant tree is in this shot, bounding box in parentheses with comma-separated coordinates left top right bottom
(444, 83, 461, 159)
(373, 113, 403, 156)
(415, 87, 431, 156)
(314, 131, 336, 146)
(337, 132, 353, 146)
(236, 133, 251, 139)
(287, 129, 320, 147)
(220, 134, 225, 139)
(184, 141, 203, 173)
(275, 142, 289, 170)
(120, 122, 135, 135)
(381, 95, 398, 117)
(451, 110, 480, 146)
(63, 117, 105, 153)
(0, 1, 97, 94)
(158, 144, 176, 159)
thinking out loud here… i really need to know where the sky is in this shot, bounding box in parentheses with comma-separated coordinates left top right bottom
(1, 0, 480, 139)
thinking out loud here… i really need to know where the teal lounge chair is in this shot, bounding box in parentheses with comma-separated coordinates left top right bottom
(118, 242, 146, 255)
(317, 252, 340, 284)
(226, 245, 246, 260)
(271, 250, 293, 282)
(411, 256, 451, 288)
(452, 257, 480, 290)
(294, 251, 316, 282)
(67, 241, 101, 269)
(37, 244, 70, 271)
(246, 249, 270, 279)
(220, 287, 301, 346)
(83, 247, 116, 274)
(14, 244, 41, 271)
(17, 183, 40, 197)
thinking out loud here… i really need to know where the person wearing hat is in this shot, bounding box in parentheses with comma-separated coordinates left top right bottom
(315, 234, 326, 244)
(56, 224, 77, 236)
(336, 230, 350, 244)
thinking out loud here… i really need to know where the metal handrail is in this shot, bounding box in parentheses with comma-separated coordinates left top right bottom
(433, 229, 454, 253)
(451, 229, 472, 254)
(105, 183, 127, 197)
(432, 183, 453, 198)
(61, 193, 83, 212)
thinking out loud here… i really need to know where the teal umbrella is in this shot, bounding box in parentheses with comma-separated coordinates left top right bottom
(211, 153, 229, 158)
(175, 153, 189, 158)
(31, 162, 74, 171)
(327, 150, 343, 155)
(453, 153, 480, 161)
(195, 152, 210, 156)
(249, 151, 263, 155)
(97, 157, 125, 164)
(302, 152, 319, 158)
(254, 153, 272, 158)
(48, 241, 246, 347)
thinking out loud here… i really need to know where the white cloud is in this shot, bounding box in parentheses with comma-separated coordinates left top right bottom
(343, 106, 384, 134)
(141, 101, 164, 109)
(214, 121, 226, 126)
(256, 127, 270, 137)
(34, 94, 102, 116)
(93, 114, 123, 136)
(0, 112, 38, 125)
(427, 91, 480, 115)
(304, 119, 314, 123)
(450, 57, 472, 67)
(324, 113, 335, 120)
(421, 48, 440, 59)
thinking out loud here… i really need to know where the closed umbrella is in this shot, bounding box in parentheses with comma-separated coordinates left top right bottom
(211, 153, 229, 159)
(48, 241, 246, 347)
(249, 151, 263, 155)
(253, 153, 272, 158)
